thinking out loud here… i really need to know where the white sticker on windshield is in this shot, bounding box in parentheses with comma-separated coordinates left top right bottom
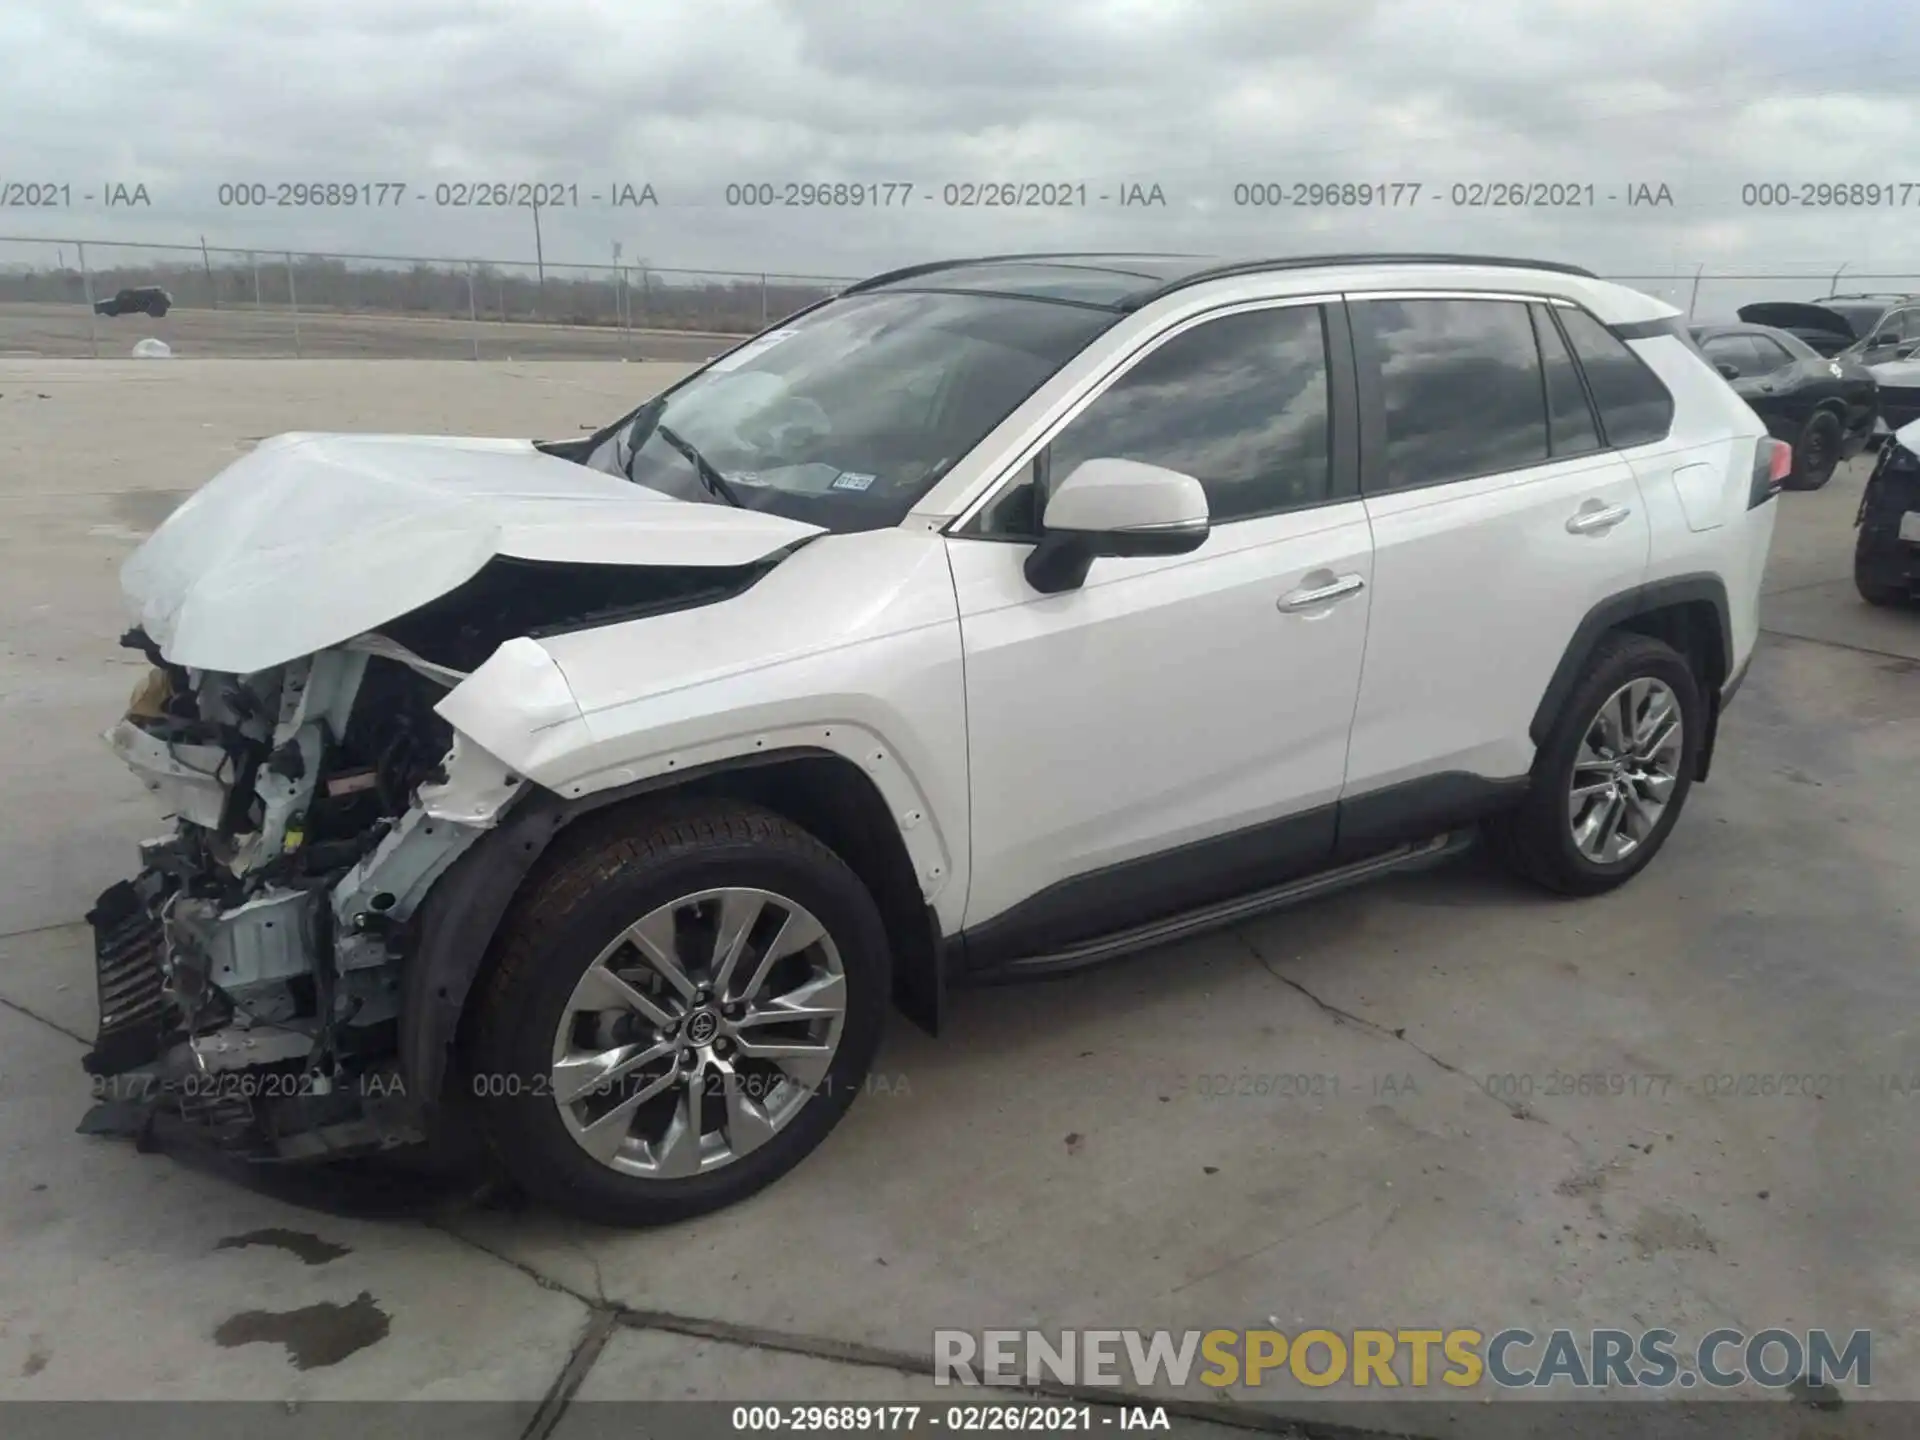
(707, 328, 800, 373)
(831, 471, 877, 492)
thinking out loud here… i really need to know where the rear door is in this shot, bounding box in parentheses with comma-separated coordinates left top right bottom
(1340, 295, 1651, 815)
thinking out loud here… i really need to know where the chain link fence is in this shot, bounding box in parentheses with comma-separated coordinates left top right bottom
(0, 235, 856, 360)
(2, 234, 1916, 361)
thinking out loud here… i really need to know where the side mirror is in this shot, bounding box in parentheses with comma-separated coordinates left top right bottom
(1715, 362, 1740, 380)
(1023, 458, 1210, 593)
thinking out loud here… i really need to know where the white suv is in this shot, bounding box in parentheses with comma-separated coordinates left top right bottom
(86, 253, 1784, 1223)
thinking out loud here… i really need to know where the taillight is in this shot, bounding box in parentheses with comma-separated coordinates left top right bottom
(1750, 438, 1790, 508)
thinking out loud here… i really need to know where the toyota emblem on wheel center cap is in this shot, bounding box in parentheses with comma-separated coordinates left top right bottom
(685, 1010, 720, 1045)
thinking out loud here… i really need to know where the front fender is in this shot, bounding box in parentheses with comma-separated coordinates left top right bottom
(437, 527, 970, 924)
(403, 528, 971, 1115)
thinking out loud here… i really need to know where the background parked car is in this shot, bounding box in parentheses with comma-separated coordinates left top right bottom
(1854, 419, 1920, 607)
(92, 286, 172, 319)
(1736, 295, 1920, 361)
(1869, 356, 1920, 436)
(1691, 321, 1877, 490)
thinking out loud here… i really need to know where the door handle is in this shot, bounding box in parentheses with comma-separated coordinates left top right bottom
(1566, 502, 1632, 536)
(1278, 573, 1366, 611)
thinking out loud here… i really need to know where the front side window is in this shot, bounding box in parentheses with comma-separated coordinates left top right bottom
(1363, 298, 1548, 491)
(1557, 308, 1675, 448)
(582, 290, 1114, 532)
(1701, 333, 1755, 375)
(975, 304, 1332, 534)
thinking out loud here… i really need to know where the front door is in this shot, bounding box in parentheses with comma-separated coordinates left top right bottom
(945, 300, 1376, 957)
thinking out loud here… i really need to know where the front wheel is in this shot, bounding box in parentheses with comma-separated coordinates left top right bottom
(468, 800, 889, 1226)
(1486, 632, 1702, 896)
(1854, 531, 1909, 607)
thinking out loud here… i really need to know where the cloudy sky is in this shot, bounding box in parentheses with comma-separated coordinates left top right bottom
(6, 0, 1920, 311)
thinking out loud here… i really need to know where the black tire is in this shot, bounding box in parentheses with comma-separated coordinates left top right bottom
(1854, 533, 1908, 607)
(469, 798, 889, 1226)
(1485, 632, 1703, 897)
(1784, 410, 1843, 491)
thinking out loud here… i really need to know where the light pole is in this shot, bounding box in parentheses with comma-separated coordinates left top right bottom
(529, 199, 546, 318)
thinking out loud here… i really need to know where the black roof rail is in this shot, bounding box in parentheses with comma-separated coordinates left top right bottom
(1125, 252, 1600, 308)
(839, 252, 1203, 296)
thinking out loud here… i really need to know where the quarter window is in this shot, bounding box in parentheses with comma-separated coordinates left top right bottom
(1363, 298, 1549, 491)
(1557, 307, 1676, 448)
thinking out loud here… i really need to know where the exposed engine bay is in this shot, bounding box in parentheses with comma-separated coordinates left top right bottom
(82, 553, 772, 1162)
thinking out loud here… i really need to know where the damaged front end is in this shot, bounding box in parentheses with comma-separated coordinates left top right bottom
(83, 629, 526, 1161)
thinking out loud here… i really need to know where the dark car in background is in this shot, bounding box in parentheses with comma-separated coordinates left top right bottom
(93, 285, 172, 319)
(1868, 357, 1920, 435)
(1854, 419, 1920, 607)
(1736, 294, 1920, 361)
(1690, 321, 1877, 490)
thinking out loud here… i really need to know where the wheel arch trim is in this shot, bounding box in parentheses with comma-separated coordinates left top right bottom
(397, 742, 946, 1124)
(1529, 573, 1733, 754)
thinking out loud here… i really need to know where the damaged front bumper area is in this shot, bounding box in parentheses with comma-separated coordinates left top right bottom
(81, 633, 527, 1161)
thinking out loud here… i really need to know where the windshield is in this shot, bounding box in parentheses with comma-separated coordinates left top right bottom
(1820, 302, 1885, 338)
(584, 290, 1115, 530)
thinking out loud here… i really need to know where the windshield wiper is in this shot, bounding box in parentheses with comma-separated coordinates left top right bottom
(618, 395, 668, 481)
(654, 422, 745, 508)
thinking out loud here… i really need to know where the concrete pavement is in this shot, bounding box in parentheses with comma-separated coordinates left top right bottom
(2, 359, 1915, 1435)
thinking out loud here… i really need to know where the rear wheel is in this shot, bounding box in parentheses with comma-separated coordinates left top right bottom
(1486, 632, 1701, 896)
(1785, 410, 1842, 491)
(469, 800, 888, 1226)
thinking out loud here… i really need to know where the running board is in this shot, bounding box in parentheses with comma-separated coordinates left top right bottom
(1000, 832, 1474, 976)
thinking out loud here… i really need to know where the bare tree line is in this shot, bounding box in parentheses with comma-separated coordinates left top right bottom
(0, 252, 844, 334)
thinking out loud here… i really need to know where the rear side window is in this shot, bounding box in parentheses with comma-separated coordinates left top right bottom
(1557, 308, 1675, 448)
(1530, 304, 1600, 456)
(1362, 298, 1548, 491)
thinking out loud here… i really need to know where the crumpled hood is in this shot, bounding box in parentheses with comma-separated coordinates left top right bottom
(123, 431, 823, 674)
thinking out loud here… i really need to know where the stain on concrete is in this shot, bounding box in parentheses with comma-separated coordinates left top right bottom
(1554, 1167, 1608, 1198)
(212, 1290, 390, 1370)
(1364, 1103, 1430, 1142)
(1627, 1205, 1717, 1258)
(216, 1227, 350, 1265)
(22, 1339, 49, 1377)
(1789, 1375, 1845, 1410)
(108, 489, 189, 533)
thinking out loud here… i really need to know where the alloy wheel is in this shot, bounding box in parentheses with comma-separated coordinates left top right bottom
(1568, 677, 1685, 864)
(548, 887, 847, 1177)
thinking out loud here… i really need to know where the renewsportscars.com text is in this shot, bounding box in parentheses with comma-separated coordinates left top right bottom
(933, 1327, 1871, 1392)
